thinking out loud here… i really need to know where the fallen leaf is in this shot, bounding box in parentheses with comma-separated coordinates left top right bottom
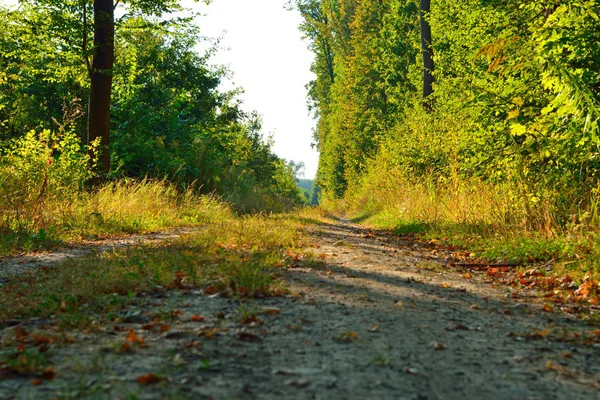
(403, 367, 419, 376)
(542, 304, 553, 312)
(440, 282, 451, 288)
(368, 324, 380, 333)
(118, 342, 133, 353)
(136, 373, 162, 385)
(431, 342, 445, 350)
(464, 273, 472, 280)
(286, 378, 310, 388)
(29, 378, 42, 386)
(203, 327, 218, 339)
(40, 367, 56, 380)
(127, 330, 144, 345)
(15, 326, 28, 342)
(237, 332, 262, 342)
(190, 315, 205, 322)
(334, 330, 359, 342)
(203, 285, 219, 295)
(445, 324, 469, 331)
(160, 324, 171, 333)
(262, 308, 281, 316)
(395, 301, 404, 307)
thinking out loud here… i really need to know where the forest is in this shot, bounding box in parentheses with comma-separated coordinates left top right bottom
(296, 0, 600, 270)
(1, 1, 600, 398)
(0, 0, 305, 254)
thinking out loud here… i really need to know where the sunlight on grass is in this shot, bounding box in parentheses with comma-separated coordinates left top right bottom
(0, 178, 231, 256)
(0, 213, 306, 327)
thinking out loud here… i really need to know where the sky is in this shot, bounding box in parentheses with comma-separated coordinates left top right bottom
(2, 0, 319, 179)
(189, 0, 319, 179)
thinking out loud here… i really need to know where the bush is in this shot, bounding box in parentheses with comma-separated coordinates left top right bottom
(0, 129, 95, 232)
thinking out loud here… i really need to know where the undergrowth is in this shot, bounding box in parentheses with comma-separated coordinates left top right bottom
(326, 164, 600, 282)
(0, 128, 300, 256)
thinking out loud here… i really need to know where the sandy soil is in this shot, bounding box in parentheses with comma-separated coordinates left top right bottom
(1, 220, 599, 399)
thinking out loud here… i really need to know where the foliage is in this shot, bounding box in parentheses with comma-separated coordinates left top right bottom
(296, 0, 600, 232)
(0, 2, 303, 229)
(0, 128, 97, 233)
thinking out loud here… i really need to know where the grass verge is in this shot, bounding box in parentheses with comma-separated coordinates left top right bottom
(0, 213, 306, 328)
(0, 179, 231, 257)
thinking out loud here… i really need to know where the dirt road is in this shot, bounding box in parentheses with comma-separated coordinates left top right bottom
(1, 220, 599, 399)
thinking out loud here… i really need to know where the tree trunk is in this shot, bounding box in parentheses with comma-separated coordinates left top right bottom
(420, 0, 434, 108)
(88, 0, 114, 174)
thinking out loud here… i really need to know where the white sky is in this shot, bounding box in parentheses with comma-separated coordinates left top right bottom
(190, 0, 318, 179)
(2, 0, 319, 178)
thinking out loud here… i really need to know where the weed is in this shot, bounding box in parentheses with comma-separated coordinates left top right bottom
(1, 347, 51, 374)
(372, 352, 391, 366)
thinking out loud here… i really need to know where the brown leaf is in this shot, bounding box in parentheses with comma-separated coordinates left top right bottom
(190, 314, 205, 322)
(40, 367, 56, 380)
(203, 285, 219, 295)
(118, 342, 133, 353)
(431, 342, 445, 350)
(29, 378, 42, 386)
(136, 373, 162, 385)
(203, 327, 218, 339)
(15, 326, 28, 343)
(127, 330, 144, 345)
(237, 332, 262, 342)
(262, 308, 281, 316)
(33, 335, 53, 345)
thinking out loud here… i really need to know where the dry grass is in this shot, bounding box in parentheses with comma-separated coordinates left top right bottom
(0, 179, 231, 256)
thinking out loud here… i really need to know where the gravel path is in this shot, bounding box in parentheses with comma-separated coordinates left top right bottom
(1, 220, 599, 399)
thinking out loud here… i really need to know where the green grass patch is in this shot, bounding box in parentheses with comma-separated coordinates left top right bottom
(0, 214, 305, 329)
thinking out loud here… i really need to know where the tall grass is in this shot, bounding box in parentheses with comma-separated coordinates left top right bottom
(0, 130, 232, 255)
(329, 145, 600, 280)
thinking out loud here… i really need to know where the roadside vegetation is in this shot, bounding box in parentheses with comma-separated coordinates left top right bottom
(0, 2, 307, 256)
(294, 0, 600, 286)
